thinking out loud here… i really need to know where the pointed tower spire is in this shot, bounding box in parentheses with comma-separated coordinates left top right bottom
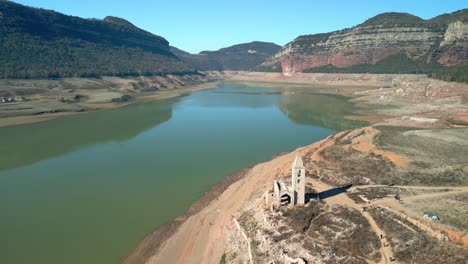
(292, 154, 304, 169)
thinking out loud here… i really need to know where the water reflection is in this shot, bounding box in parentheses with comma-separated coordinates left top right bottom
(0, 99, 175, 171)
(280, 92, 367, 131)
(185, 85, 367, 131)
(184, 86, 281, 108)
(0, 83, 369, 264)
(0, 85, 367, 172)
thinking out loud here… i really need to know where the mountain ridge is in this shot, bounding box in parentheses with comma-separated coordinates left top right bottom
(259, 9, 468, 78)
(171, 41, 281, 71)
(1, 1, 467, 82)
(0, 0, 193, 78)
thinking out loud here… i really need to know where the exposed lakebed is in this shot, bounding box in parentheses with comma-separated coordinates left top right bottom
(0, 83, 366, 264)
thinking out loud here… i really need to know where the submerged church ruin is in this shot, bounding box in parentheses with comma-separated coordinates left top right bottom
(265, 155, 306, 208)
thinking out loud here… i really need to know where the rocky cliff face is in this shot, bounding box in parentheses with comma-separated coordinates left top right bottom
(261, 10, 468, 75)
(434, 21, 468, 65)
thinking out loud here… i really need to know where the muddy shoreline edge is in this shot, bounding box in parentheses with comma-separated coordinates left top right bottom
(0, 79, 221, 128)
(121, 167, 251, 264)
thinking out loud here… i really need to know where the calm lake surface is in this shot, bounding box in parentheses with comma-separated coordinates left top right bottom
(0, 83, 366, 264)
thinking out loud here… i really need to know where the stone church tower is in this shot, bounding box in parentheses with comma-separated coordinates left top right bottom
(291, 154, 306, 205)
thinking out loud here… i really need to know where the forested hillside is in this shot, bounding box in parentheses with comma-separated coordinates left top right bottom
(0, 1, 192, 78)
(171, 42, 281, 71)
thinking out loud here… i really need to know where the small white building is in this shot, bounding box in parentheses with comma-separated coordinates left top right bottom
(265, 155, 306, 208)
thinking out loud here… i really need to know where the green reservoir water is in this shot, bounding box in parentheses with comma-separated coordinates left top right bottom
(0, 83, 366, 264)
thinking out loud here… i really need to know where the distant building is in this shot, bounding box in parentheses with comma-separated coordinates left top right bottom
(265, 155, 306, 208)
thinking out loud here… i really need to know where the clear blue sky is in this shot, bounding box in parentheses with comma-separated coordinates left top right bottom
(12, 0, 468, 53)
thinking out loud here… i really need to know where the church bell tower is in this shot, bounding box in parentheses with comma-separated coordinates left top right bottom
(291, 154, 306, 205)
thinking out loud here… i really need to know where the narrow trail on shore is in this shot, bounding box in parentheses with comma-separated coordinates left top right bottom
(375, 194, 468, 248)
(307, 176, 395, 264)
(351, 184, 468, 248)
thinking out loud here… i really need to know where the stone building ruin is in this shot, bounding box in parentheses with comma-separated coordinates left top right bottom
(265, 155, 306, 208)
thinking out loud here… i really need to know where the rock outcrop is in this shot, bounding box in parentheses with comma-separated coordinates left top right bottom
(260, 10, 468, 75)
(434, 21, 468, 65)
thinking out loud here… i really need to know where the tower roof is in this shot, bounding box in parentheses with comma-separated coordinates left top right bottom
(292, 154, 305, 169)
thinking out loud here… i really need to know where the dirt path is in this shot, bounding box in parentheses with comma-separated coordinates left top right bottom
(351, 183, 468, 247)
(351, 127, 410, 168)
(399, 188, 467, 202)
(353, 184, 467, 191)
(307, 177, 395, 264)
(373, 192, 468, 248)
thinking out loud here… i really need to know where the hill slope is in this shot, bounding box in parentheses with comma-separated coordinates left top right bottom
(171, 41, 281, 71)
(260, 9, 468, 77)
(0, 1, 192, 78)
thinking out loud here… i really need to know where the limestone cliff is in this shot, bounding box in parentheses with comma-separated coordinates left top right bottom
(435, 21, 468, 65)
(260, 10, 468, 75)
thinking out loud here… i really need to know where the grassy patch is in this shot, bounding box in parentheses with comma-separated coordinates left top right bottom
(282, 201, 321, 233)
(318, 144, 398, 186)
(306, 206, 381, 261)
(219, 253, 227, 264)
(370, 207, 467, 263)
